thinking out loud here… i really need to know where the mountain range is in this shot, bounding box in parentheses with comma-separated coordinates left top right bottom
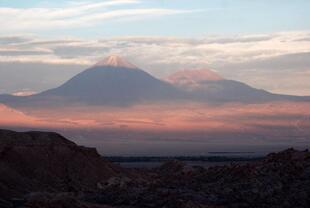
(0, 55, 309, 108)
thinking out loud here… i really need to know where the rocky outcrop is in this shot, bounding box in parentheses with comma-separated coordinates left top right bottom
(88, 148, 310, 208)
(0, 129, 121, 200)
(1, 129, 309, 208)
(23, 192, 113, 208)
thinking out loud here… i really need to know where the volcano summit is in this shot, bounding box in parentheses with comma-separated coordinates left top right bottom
(0, 55, 309, 108)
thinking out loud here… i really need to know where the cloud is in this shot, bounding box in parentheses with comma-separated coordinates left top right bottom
(0, 36, 31, 45)
(0, 31, 309, 69)
(206, 34, 275, 44)
(217, 52, 310, 71)
(0, 49, 52, 56)
(12, 90, 37, 96)
(0, 31, 310, 95)
(53, 45, 109, 58)
(25, 39, 82, 46)
(295, 38, 310, 42)
(223, 69, 310, 96)
(0, 0, 192, 32)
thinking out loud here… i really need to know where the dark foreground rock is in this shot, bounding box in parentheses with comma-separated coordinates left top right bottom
(84, 148, 310, 208)
(0, 129, 309, 208)
(0, 129, 121, 199)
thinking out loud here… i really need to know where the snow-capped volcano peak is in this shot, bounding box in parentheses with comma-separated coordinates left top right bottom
(95, 55, 138, 69)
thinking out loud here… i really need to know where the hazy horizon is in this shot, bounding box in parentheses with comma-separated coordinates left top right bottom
(0, 0, 309, 155)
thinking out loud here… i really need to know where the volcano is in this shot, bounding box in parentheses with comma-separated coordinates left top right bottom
(167, 68, 224, 86)
(0, 56, 309, 108)
(167, 69, 310, 103)
(0, 55, 183, 107)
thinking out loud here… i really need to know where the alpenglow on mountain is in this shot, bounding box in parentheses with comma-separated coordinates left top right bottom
(0, 55, 309, 108)
(95, 55, 138, 69)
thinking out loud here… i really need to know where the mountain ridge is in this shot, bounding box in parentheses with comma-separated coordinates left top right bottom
(0, 55, 309, 108)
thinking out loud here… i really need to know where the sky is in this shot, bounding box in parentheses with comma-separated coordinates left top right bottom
(1, 0, 310, 37)
(0, 0, 310, 95)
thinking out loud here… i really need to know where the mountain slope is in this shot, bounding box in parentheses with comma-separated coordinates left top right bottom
(167, 68, 224, 86)
(167, 69, 310, 103)
(38, 65, 182, 105)
(1, 56, 184, 107)
(0, 56, 309, 108)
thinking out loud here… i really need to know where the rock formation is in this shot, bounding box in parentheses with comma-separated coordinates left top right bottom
(0, 129, 120, 200)
(0, 129, 309, 207)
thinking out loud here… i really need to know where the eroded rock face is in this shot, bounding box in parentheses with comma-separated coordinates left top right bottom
(1, 129, 310, 208)
(0, 129, 120, 199)
(89, 149, 310, 208)
(23, 192, 113, 208)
